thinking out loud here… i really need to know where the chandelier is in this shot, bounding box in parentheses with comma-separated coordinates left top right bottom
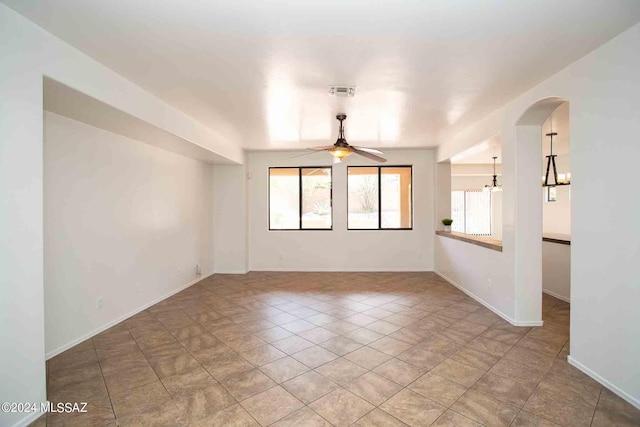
(542, 132, 571, 187)
(483, 156, 502, 192)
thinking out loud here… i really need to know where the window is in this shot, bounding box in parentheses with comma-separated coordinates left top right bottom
(347, 166, 412, 230)
(451, 190, 491, 236)
(546, 186, 557, 202)
(269, 167, 332, 230)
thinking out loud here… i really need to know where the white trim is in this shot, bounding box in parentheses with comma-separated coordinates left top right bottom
(568, 355, 640, 410)
(13, 411, 44, 427)
(45, 272, 214, 360)
(434, 270, 543, 327)
(542, 289, 570, 303)
(513, 320, 544, 327)
(214, 270, 249, 274)
(250, 267, 433, 272)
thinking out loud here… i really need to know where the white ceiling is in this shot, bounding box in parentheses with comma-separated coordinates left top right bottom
(450, 135, 502, 164)
(451, 101, 570, 164)
(5, 0, 640, 151)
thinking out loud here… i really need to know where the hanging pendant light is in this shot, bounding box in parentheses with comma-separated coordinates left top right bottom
(542, 132, 571, 187)
(484, 156, 502, 192)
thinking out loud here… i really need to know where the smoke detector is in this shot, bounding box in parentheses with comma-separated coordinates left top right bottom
(328, 86, 356, 97)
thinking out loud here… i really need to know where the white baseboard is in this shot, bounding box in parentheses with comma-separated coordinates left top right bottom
(13, 411, 44, 427)
(542, 289, 571, 303)
(568, 355, 640, 410)
(214, 270, 249, 274)
(45, 272, 214, 360)
(434, 270, 543, 327)
(513, 320, 545, 327)
(250, 267, 433, 272)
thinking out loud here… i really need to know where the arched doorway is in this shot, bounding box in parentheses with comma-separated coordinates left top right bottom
(513, 97, 568, 325)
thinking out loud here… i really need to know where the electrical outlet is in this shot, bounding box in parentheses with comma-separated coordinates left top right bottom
(195, 264, 202, 276)
(487, 277, 492, 289)
(96, 297, 103, 309)
(135, 283, 141, 294)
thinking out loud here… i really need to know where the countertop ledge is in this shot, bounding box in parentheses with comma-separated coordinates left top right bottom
(436, 231, 503, 252)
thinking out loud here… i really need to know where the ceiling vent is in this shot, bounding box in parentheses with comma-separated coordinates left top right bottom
(328, 86, 356, 97)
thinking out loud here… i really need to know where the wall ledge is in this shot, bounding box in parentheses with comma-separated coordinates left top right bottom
(436, 231, 502, 252)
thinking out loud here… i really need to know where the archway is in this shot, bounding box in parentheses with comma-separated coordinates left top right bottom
(513, 97, 568, 325)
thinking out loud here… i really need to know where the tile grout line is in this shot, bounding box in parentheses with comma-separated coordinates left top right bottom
(589, 387, 603, 427)
(45, 274, 588, 427)
(91, 336, 117, 426)
(175, 298, 267, 425)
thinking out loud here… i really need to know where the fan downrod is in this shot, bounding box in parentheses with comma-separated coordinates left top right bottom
(335, 114, 348, 145)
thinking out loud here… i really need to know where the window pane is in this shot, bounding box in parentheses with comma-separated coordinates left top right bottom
(269, 168, 300, 229)
(465, 190, 491, 235)
(348, 167, 379, 229)
(451, 191, 465, 232)
(381, 167, 412, 229)
(301, 168, 332, 229)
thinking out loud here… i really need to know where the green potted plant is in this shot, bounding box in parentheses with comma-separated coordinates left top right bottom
(442, 218, 453, 232)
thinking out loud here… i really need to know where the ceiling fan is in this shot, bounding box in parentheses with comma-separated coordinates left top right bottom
(296, 114, 387, 164)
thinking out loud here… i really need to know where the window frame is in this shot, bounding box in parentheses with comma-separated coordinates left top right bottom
(346, 165, 413, 231)
(268, 166, 333, 231)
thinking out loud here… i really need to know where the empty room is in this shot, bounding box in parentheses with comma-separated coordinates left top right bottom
(1, 1, 640, 426)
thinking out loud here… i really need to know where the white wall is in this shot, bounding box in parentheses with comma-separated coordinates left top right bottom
(0, 6, 235, 426)
(542, 241, 571, 302)
(436, 237, 515, 320)
(44, 112, 214, 356)
(451, 175, 493, 190)
(435, 161, 451, 231)
(513, 125, 544, 324)
(542, 172, 571, 235)
(452, 168, 566, 300)
(436, 22, 640, 407)
(248, 149, 434, 271)
(213, 165, 248, 273)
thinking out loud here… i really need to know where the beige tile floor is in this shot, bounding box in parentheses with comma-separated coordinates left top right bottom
(32, 272, 640, 426)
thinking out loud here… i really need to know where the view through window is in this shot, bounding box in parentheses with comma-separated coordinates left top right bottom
(348, 166, 412, 229)
(451, 190, 491, 236)
(269, 167, 332, 230)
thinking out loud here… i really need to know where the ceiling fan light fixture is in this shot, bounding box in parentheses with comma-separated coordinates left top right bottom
(297, 114, 387, 163)
(329, 114, 354, 160)
(328, 146, 354, 160)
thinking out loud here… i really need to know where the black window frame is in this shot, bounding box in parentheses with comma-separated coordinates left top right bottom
(268, 166, 333, 231)
(347, 165, 413, 230)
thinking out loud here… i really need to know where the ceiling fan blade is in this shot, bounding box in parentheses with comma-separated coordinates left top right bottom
(353, 148, 387, 163)
(290, 150, 323, 159)
(352, 146, 384, 155)
(308, 145, 337, 151)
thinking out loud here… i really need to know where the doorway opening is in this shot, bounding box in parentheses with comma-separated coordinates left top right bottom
(514, 97, 570, 334)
